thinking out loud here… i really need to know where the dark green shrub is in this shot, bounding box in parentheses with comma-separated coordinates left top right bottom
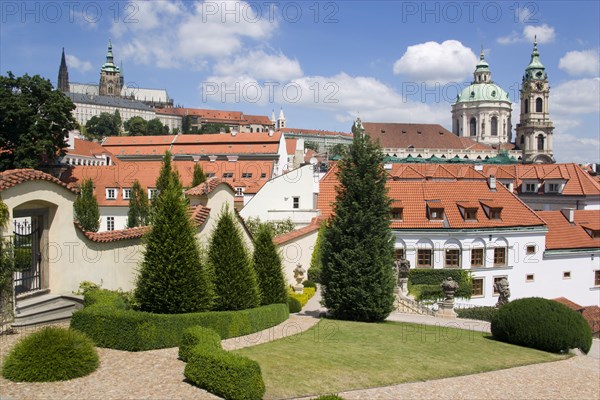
(491, 297, 593, 354)
(70, 289, 289, 351)
(302, 280, 317, 289)
(307, 267, 321, 284)
(408, 269, 472, 300)
(288, 296, 302, 313)
(456, 306, 498, 322)
(309, 221, 327, 284)
(2, 327, 98, 382)
(181, 326, 265, 400)
(252, 224, 288, 306)
(73, 178, 100, 232)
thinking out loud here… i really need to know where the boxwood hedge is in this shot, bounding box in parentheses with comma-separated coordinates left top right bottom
(180, 326, 265, 400)
(70, 289, 289, 351)
(491, 297, 592, 354)
(456, 306, 498, 322)
(408, 269, 472, 300)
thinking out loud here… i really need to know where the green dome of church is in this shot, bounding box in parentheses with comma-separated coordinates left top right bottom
(455, 82, 510, 103)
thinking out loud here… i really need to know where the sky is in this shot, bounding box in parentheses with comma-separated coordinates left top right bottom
(1, 0, 599, 163)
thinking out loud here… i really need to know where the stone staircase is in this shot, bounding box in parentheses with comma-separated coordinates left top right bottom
(394, 294, 435, 316)
(13, 292, 84, 328)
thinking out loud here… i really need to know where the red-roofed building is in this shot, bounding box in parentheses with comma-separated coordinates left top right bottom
(60, 131, 115, 167)
(279, 127, 353, 153)
(155, 108, 274, 133)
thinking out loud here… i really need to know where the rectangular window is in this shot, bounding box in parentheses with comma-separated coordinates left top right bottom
(489, 208, 502, 219)
(106, 216, 114, 231)
(526, 274, 535, 282)
(293, 196, 300, 209)
(235, 187, 243, 197)
(106, 188, 116, 200)
(148, 188, 158, 200)
(471, 248, 484, 268)
(445, 249, 460, 268)
(222, 172, 234, 178)
(494, 247, 507, 266)
(472, 278, 484, 297)
(493, 276, 507, 294)
(429, 208, 444, 220)
(123, 188, 132, 200)
(590, 230, 600, 239)
(563, 271, 571, 279)
(526, 245, 536, 254)
(417, 249, 432, 268)
(391, 208, 403, 220)
(525, 183, 537, 192)
(547, 183, 560, 193)
(241, 173, 253, 178)
(394, 248, 405, 260)
(595, 270, 600, 286)
(260, 173, 267, 178)
(464, 209, 477, 220)
(206, 173, 216, 178)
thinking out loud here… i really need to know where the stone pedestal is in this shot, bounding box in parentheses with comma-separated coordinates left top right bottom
(398, 278, 408, 296)
(435, 300, 457, 319)
(294, 284, 304, 294)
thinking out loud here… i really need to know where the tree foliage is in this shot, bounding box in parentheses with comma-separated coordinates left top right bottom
(123, 116, 147, 136)
(321, 121, 395, 322)
(328, 143, 349, 159)
(127, 180, 150, 228)
(208, 208, 259, 311)
(308, 221, 327, 283)
(135, 153, 213, 313)
(191, 163, 207, 187)
(200, 123, 230, 134)
(304, 141, 320, 152)
(85, 112, 120, 140)
(0, 72, 76, 170)
(252, 225, 288, 305)
(146, 118, 169, 135)
(245, 217, 295, 238)
(73, 179, 100, 232)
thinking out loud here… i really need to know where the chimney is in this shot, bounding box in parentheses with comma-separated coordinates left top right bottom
(231, 129, 238, 137)
(560, 208, 575, 224)
(268, 129, 274, 137)
(488, 175, 497, 191)
(67, 130, 76, 150)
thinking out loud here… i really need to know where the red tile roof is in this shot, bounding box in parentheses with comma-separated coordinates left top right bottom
(582, 306, 600, 334)
(67, 138, 113, 158)
(318, 164, 545, 230)
(273, 217, 323, 245)
(77, 223, 149, 243)
(0, 169, 78, 194)
(286, 138, 298, 156)
(154, 108, 273, 126)
(552, 297, 584, 311)
(245, 114, 273, 125)
(185, 177, 233, 196)
(364, 122, 493, 150)
(189, 204, 211, 226)
(538, 210, 600, 250)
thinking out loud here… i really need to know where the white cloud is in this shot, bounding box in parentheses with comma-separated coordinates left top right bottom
(498, 24, 556, 45)
(558, 49, 600, 77)
(65, 54, 93, 73)
(212, 50, 303, 82)
(392, 40, 477, 84)
(553, 132, 600, 163)
(111, 1, 277, 68)
(552, 78, 600, 114)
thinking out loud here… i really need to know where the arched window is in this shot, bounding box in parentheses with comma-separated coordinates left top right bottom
(524, 99, 529, 114)
(469, 117, 477, 136)
(491, 116, 498, 136)
(536, 98, 543, 112)
(520, 135, 525, 145)
(454, 119, 459, 134)
(537, 135, 545, 150)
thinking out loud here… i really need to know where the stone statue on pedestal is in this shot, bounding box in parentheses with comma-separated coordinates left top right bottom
(436, 277, 459, 319)
(293, 263, 305, 294)
(495, 277, 510, 308)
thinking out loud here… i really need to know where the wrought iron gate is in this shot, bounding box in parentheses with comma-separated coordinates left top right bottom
(13, 219, 42, 295)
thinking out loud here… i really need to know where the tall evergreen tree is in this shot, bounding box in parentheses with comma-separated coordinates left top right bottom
(73, 179, 100, 232)
(321, 119, 395, 322)
(308, 221, 327, 283)
(127, 180, 149, 228)
(252, 225, 288, 305)
(155, 151, 174, 195)
(191, 163, 207, 187)
(135, 158, 212, 313)
(208, 208, 260, 311)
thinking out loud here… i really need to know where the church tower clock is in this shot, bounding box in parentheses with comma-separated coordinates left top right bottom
(516, 38, 555, 163)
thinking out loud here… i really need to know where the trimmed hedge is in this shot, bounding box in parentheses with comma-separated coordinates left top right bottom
(70, 289, 289, 351)
(180, 326, 265, 400)
(491, 297, 593, 354)
(2, 327, 99, 382)
(456, 306, 498, 322)
(288, 296, 302, 313)
(302, 280, 317, 289)
(288, 287, 317, 307)
(408, 269, 472, 300)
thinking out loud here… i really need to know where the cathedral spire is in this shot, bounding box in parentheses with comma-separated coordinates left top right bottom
(525, 36, 545, 80)
(106, 40, 114, 64)
(57, 47, 69, 93)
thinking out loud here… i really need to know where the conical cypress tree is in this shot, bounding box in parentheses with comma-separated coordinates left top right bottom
(191, 163, 206, 187)
(321, 119, 395, 322)
(73, 179, 100, 232)
(252, 225, 288, 305)
(135, 157, 213, 314)
(127, 180, 149, 228)
(308, 221, 327, 283)
(155, 151, 173, 195)
(208, 208, 260, 311)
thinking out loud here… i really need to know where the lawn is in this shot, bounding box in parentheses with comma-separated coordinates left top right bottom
(235, 319, 567, 399)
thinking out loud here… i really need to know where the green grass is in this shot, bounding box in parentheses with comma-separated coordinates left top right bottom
(235, 319, 567, 399)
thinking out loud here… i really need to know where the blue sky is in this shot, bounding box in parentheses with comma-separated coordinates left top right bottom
(1, 1, 599, 163)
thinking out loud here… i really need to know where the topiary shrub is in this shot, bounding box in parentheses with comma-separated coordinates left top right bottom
(456, 306, 498, 322)
(408, 269, 472, 300)
(288, 296, 302, 313)
(302, 280, 317, 289)
(491, 297, 593, 354)
(180, 326, 265, 400)
(2, 327, 99, 382)
(288, 287, 316, 307)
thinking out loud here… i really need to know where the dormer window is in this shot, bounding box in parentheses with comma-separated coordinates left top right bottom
(148, 188, 158, 200)
(123, 188, 132, 200)
(523, 182, 538, 193)
(391, 208, 403, 220)
(428, 205, 444, 220)
(547, 183, 560, 193)
(458, 202, 479, 221)
(480, 200, 503, 220)
(489, 208, 502, 219)
(106, 188, 117, 200)
(465, 209, 478, 220)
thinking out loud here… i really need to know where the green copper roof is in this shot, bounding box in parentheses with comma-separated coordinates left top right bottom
(455, 82, 510, 103)
(101, 40, 120, 73)
(474, 49, 489, 71)
(524, 37, 546, 81)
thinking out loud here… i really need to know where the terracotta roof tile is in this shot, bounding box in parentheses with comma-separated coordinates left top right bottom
(0, 169, 78, 194)
(77, 223, 149, 243)
(539, 210, 600, 250)
(67, 138, 113, 158)
(582, 306, 600, 334)
(552, 297, 584, 311)
(189, 204, 211, 226)
(185, 177, 233, 196)
(273, 217, 323, 245)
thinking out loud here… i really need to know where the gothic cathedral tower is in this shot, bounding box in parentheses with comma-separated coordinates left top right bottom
(99, 40, 123, 96)
(57, 48, 69, 93)
(516, 38, 555, 163)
